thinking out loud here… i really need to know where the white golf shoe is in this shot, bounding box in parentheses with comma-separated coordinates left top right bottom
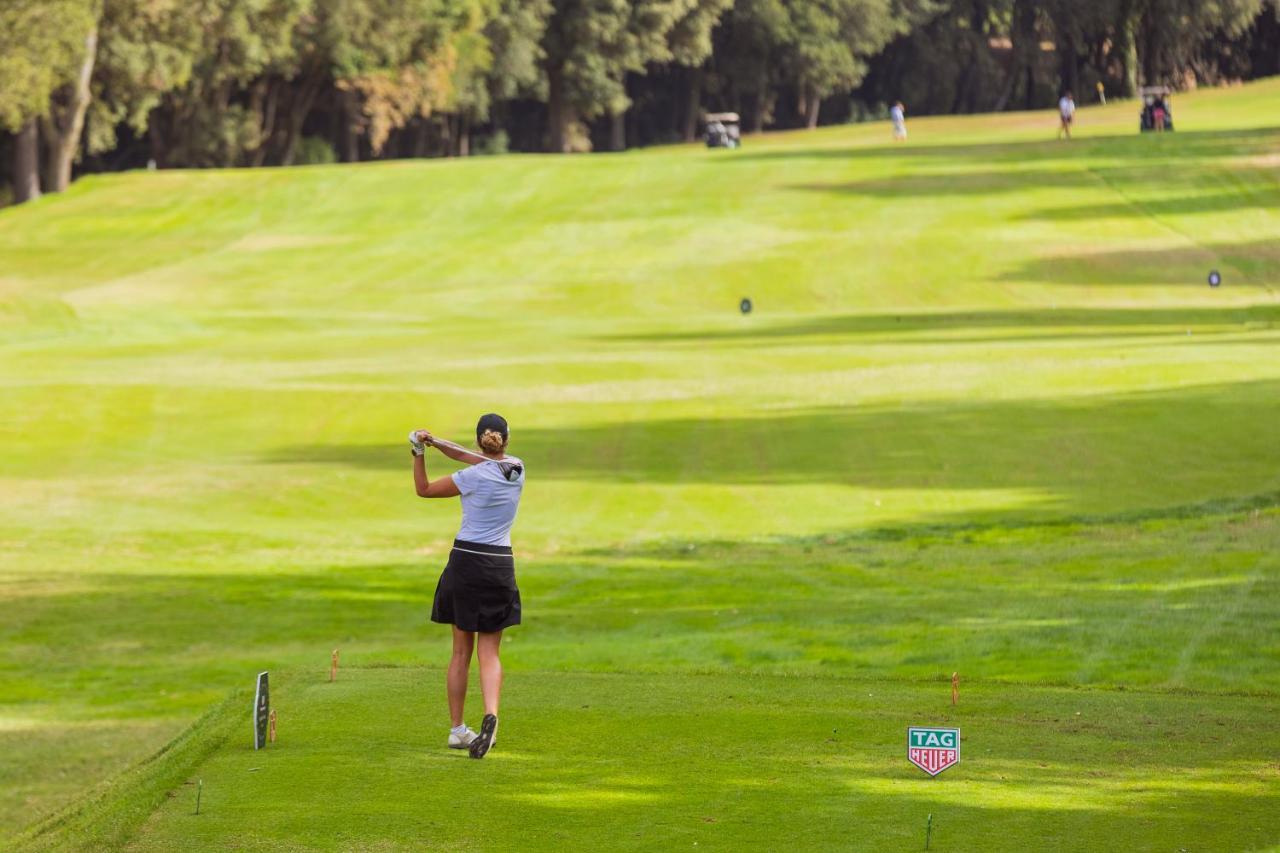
(448, 727, 478, 749)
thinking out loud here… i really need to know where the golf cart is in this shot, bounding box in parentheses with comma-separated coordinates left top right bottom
(704, 112, 741, 149)
(1139, 86, 1174, 132)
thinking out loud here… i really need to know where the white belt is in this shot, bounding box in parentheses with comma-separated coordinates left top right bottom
(451, 546, 514, 558)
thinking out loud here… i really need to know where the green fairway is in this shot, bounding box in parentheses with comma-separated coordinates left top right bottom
(3, 79, 1280, 850)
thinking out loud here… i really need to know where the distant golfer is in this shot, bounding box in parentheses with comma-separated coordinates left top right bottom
(1152, 97, 1168, 132)
(1058, 91, 1075, 140)
(890, 101, 907, 141)
(409, 413, 525, 759)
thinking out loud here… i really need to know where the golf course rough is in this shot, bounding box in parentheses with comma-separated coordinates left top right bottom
(2, 78, 1279, 850)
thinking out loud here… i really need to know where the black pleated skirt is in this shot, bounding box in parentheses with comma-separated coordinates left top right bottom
(431, 539, 521, 633)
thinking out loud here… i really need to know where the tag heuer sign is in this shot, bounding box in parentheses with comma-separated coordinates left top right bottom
(908, 727, 959, 776)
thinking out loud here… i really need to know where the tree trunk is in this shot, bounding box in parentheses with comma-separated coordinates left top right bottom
(1249, 6, 1280, 77)
(13, 120, 42, 204)
(250, 79, 281, 167)
(951, 37, 977, 114)
(682, 66, 703, 142)
(1058, 33, 1079, 96)
(441, 115, 454, 157)
(804, 88, 821, 129)
(248, 80, 266, 166)
(458, 116, 470, 157)
(547, 65, 568, 153)
(1121, 19, 1141, 97)
(148, 109, 174, 169)
(993, 70, 1016, 113)
(1141, 14, 1159, 86)
(993, 51, 1021, 112)
(42, 23, 98, 193)
(995, 0, 1037, 112)
(609, 109, 626, 151)
(341, 88, 359, 162)
(413, 120, 429, 158)
(751, 91, 766, 133)
(280, 73, 322, 166)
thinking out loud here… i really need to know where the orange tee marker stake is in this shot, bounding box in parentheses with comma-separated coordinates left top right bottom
(330, 649, 340, 682)
(951, 672, 959, 705)
(268, 710, 277, 743)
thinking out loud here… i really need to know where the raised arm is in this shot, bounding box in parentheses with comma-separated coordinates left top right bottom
(426, 434, 492, 465)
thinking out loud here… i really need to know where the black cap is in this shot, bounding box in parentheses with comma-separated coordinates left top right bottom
(476, 413, 509, 443)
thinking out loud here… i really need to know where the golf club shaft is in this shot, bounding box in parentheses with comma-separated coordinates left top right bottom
(428, 436, 509, 464)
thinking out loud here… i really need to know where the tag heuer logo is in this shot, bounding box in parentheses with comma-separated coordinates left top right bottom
(908, 727, 959, 776)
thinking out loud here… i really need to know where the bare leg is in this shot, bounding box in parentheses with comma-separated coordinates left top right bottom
(476, 630, 503, 716)
(448, 627, 474, 727)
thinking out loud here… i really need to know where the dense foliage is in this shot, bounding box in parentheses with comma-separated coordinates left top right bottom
(1, 0, 1276, 202)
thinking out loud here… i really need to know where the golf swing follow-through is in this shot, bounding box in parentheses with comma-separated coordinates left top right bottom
(409, 413, 525, 759)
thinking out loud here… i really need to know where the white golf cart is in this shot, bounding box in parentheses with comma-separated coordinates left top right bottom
(704, 112, 742, 149)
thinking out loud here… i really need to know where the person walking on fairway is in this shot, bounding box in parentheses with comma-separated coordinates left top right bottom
(890, 101, 907, 141)
(409, 413, 525, 759)
(1058, 91, 1075, 140)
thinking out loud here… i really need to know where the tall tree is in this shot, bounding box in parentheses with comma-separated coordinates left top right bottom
(709, 0, 790, 132)
(1134, 0, 1265, 84)
(326, 0, 462, 159)
(87, 0, 201, 167)
(1042, 0, 1116, 98)
(42, 7, 100, 193)
(433, 0, 528, 157)
(152, 0, 309, 168)
(786, 0, 915, 128)
(991, 0, 1039, 111)
(666, 0, 733, 142)
(479, 0, 552, 144)
(1114, 0, 1140, 96)
(541, 0, 632, 152)
(541, 0, 727, 152)
(0, 0, 97, 202)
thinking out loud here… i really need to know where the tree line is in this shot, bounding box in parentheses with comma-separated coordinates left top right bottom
(2, 0, 1276, 205)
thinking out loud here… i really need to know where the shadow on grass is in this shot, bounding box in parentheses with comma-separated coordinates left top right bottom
(262, 379, 1280, 519)
(727, 126, 1280, 165)
(1024, 188, 1280, 222)
(785, 160, 1279, 204)
(787, 168, 1093, 197)
(604, 304, 1280, 345)
(995, 239, 1280, 287)
(8, 497, 1279, 701)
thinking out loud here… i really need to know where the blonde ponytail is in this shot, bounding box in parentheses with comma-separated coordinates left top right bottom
(478, 429, 506, 454)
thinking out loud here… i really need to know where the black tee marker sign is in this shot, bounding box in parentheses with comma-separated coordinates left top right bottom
(253, 672, 270, 750)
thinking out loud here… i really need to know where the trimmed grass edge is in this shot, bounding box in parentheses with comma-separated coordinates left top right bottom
(13, 688, 248, 852)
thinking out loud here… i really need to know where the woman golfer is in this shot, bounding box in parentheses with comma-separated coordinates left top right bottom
(409, 413, 524, 759)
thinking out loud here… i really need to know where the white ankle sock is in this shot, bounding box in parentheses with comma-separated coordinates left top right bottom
(451, 723, 468, 736)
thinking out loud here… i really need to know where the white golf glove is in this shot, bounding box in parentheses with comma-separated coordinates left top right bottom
(408, 430, 428, 457)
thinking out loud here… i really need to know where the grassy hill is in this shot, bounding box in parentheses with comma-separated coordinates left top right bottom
(2, 78, 1279, 850)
